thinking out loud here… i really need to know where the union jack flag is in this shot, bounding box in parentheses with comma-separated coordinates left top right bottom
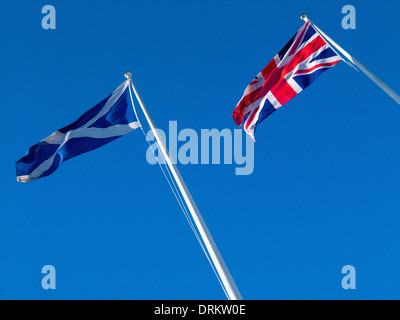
(232, 21, 342, 140)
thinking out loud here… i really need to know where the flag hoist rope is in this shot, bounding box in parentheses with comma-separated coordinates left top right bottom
(125, 72, 242, 300)
(129, 86, 230, 298)
(140, 134, 230, 299)
(301, 14, 400, 106)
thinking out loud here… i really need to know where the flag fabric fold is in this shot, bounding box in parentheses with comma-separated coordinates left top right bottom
(232, 21, 342, 140)
(16, 80, 140, 183)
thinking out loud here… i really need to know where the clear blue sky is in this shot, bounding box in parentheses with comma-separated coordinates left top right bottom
(1, 0, 400, 299)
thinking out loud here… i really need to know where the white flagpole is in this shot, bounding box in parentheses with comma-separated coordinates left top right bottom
(124, 72, 243, 300)
(301, 14, 400, 105)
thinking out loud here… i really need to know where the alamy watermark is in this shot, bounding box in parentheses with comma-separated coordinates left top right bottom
(341, 265, 356, 290)
(41, 5, 56, 30)
(341, 5, 356, 30)
(41, 265, 56, 290)
(145, 121, 255, 175)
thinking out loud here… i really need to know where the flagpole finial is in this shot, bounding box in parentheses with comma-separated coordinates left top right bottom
(124, 71, 132, 80)
(300, 14, 308, 22)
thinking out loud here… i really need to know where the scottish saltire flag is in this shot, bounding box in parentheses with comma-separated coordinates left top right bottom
(16, 80, 140, 183)
(232, 21, 342, 140)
